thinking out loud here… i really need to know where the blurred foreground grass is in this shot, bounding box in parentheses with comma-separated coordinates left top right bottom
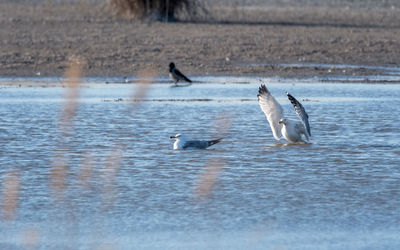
(0, 54, 231, 247)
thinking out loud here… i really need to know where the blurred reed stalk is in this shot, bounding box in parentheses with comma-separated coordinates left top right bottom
(129, 67, 155, 109)
(77, 152, 96, 189)
(101, 148, 123, 210)
(195, 159, 224, 199)
(194, 113, 232, 199)
(100, 67, 154, 209)
(1, 170, 21, 220)
(51, 56, 85, 196)
(20, 227, 40, 249)
(213, 112, 233, 138)
(59, 56, 84, 135)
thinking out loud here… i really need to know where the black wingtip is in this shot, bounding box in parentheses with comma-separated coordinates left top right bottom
(257, 84, 269, 99)
(209, 138, 223, 146)
(258, 84, 267, 93)
(286, 92, 297, 106)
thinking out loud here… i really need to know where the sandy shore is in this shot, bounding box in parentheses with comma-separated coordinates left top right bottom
(1, 2, 400, 78)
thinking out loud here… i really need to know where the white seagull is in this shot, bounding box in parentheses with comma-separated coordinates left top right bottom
(170, 134, 222, 150)
(257, 84, 311, 143)
(169, 62, 192, 85)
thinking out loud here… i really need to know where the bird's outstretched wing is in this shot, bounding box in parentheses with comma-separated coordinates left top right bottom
(286, 92, 311, 138)
(257, 84, 284, 140)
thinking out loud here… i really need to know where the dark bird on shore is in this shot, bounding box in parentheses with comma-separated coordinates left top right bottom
(170, 134, 222, 150)
(169, 62, 192, 85)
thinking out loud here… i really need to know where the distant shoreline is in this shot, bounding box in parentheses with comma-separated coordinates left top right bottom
(1, 2, 400, 78)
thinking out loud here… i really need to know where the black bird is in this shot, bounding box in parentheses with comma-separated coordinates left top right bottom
(169, 62, 192, 84)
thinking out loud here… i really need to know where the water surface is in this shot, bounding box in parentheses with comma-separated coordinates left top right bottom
(0, 77, 399, 249)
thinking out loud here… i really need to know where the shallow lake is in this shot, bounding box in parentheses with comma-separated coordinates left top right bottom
(1, 77, 400, 249)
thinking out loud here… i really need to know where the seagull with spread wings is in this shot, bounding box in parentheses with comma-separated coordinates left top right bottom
(257, 84, 311, 143)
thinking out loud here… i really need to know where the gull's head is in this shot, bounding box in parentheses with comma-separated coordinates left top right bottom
(169, 62, 175, 70)
(278, 118, 288, 125)
(170, 133, 185, 140)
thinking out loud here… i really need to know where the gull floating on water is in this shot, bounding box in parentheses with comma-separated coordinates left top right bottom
(170, 134, 222, 150)
(169, 62, 192, 85)
(257, 84, 311, 143)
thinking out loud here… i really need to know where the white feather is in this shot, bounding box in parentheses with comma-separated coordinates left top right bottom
(257, 85, 284, 140)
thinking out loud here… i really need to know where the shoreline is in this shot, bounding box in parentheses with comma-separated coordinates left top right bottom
(1, 2, 400, 79)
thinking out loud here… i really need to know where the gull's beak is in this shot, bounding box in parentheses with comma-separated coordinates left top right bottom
(278, 121, 283, 124)
(170, 136, 176, 139)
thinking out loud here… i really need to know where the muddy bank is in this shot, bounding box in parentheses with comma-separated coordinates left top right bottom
(1, 2, 400, 78)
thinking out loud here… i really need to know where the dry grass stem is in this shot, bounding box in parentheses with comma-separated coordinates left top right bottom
(50, 153, 68, 197)
(213, 112, 233, 136)
(78, 153, 96, 189)
(101, 148, 123, 209)
(1, 170, 21, 220)
(59, 56, 85, 132)
(51, 56, 85, 197)
(194, 113, 232, 199)
(194, 159, 224, 199)
(20, 227, 40, 249)
(129, 67, 156, 109)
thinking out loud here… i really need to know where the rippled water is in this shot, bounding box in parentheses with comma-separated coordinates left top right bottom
(1, 77, 400, 249)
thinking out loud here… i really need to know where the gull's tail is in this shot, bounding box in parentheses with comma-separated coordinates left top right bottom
(208, 138, 223, 147)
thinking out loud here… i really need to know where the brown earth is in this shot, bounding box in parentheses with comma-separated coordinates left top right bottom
(1, 2, 400, 79)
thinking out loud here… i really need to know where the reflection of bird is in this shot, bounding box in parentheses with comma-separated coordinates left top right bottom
(169, 62, 192, 84)
(170, 134, 222, 150)
(257, 84, 311, 143)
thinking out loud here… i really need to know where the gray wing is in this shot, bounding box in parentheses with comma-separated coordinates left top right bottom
(287, 92, 311, 138)
(258, 84, 284, 140)
(295, 123, 310, 141)
(183, 140, 209, 149)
